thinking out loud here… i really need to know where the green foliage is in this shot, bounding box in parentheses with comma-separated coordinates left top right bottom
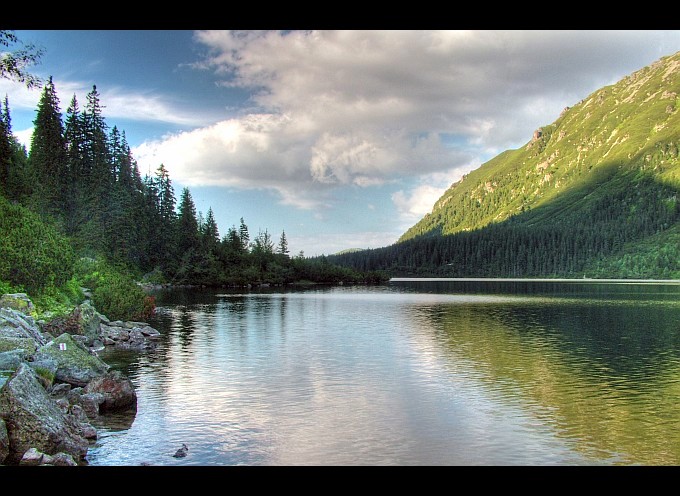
(0, 195, 76, 293)
(0, 30, 44, 89)
(31, 276, 84, 319)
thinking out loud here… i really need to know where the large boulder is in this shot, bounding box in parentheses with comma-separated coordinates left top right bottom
(84, 370, 137, 412)
(0, 307, 46, 353)
(0, 363, 89, 464)
(42, 302, 101, 346)
(34, 333, 110, 387)
(0, 349, 28, 370)
(73, 301, 101, 345)
(0, 293, 35, 315)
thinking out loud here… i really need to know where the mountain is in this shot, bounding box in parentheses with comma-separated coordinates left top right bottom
(330, 51, 680, 278)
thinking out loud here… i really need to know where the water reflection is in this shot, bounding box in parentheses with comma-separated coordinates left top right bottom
(401, 281, 680, 465)
(88, 281, 680, 465)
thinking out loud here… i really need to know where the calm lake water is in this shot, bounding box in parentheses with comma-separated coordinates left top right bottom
(86, 279, 680, 466)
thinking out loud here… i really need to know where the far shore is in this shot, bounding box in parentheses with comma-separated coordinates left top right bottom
(389, 277, 680, 284)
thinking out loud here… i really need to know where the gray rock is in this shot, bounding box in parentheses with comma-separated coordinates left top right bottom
(0, 307, 45, 346)
(84, 370, 137, 412)
(97, 312, 110, 325)
(0, 418, 8, 464)
(0, 363, 89, 464)
(79, 392, 105, 418)
(79, 422, 97, 440)
(28, 356, 58, 389)
(19, 447, 44, 466)
(73, 301, 101, 345)
(50, 452, 79, 466)
(69, 404, 89, 423)
(0, 293, 35, 314)
(124, 321, 149, 329)
(49, 382, 72, 397)
(129, 329, 145, 343)
(0, 349, 27, 370)
(101, 324, 130, 342)
(54, 398, 70, 413)
(34, 333, 110, 387)
(140, 326, 161, 339)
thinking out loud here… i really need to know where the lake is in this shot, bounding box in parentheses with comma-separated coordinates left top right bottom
(86, 278, 680, 466)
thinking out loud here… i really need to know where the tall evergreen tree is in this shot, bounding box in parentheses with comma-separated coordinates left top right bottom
(239, 217, 250, 252)
(63, 94, 86, 237)
(202, 207, 220, 248)
(28, 76, 67, 219)
(278, 230, 289, 257)
(177, 187, 200, 254)
(0, 101, 11, 197)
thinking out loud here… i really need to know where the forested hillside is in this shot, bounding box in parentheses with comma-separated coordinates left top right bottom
(0, 73, 383, 318)
(330, 51, 680, 279)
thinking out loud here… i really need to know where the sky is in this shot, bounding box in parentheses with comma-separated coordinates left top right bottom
(2, 30, 680, 256)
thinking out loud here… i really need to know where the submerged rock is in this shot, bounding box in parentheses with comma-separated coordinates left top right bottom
(173, 443, 188, 458)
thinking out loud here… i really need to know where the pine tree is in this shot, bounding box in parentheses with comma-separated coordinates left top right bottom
(177, 187, 200, 254)
(0, 102, 11, 196)
(202, 207, 220, 247)
(239, 217, 250, 252)
(278, 230, 289, 257)
(63, 94, 86, 236)
(28, 76, 67, 219)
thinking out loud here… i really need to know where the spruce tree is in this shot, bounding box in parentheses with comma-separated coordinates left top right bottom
(63, 94, 86, 237)
(28, 76, 67, 219)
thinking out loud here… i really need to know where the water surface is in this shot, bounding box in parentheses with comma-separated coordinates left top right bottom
(87, 279, 680, 465)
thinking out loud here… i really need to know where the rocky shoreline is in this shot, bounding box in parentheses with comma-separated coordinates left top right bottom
(0, 293, 161, 466)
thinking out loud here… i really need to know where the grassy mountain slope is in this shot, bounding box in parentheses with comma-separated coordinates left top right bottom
(331, 51, 680, 278)
(401, 51, 680, 242)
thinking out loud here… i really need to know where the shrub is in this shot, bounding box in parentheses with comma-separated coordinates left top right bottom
(0, 196, 75, 293)
(92, 271, 146, 321)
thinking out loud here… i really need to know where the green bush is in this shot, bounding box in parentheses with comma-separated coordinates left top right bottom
(92, 271, 147, 321)
(0, 196, 75, 293)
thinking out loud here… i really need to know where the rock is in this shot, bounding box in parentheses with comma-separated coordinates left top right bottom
(0, 307, 46, 346)
(84, 370, 137, 412)
(0, 336, 37, 354)
(125, 321, 149, 329)
(0, 363, 89, 464)
(73, 301, 101, 345)
(0, 293, 35, 314)
(173, 443, 188, 458)
(78, 422, 97, 440)
(0, 349, 27, 371)
(34, 333, 110, 387)
(50, 452, 78, 466)
(140, 326, 161, 339)
(0, 418, 8, 464)
(19, 447, 44, 466)
(69, 404, 89, 423)
(129, 328, 145, 343)
(28, 356, 58, 389)
(79, 392, 105, 418)
(49, 382, 72, 397)
(101, 324, 130, 342)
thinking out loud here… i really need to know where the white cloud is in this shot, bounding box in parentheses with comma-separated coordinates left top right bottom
(136, 29, 680, 213)
(391, 162, 477, 225)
